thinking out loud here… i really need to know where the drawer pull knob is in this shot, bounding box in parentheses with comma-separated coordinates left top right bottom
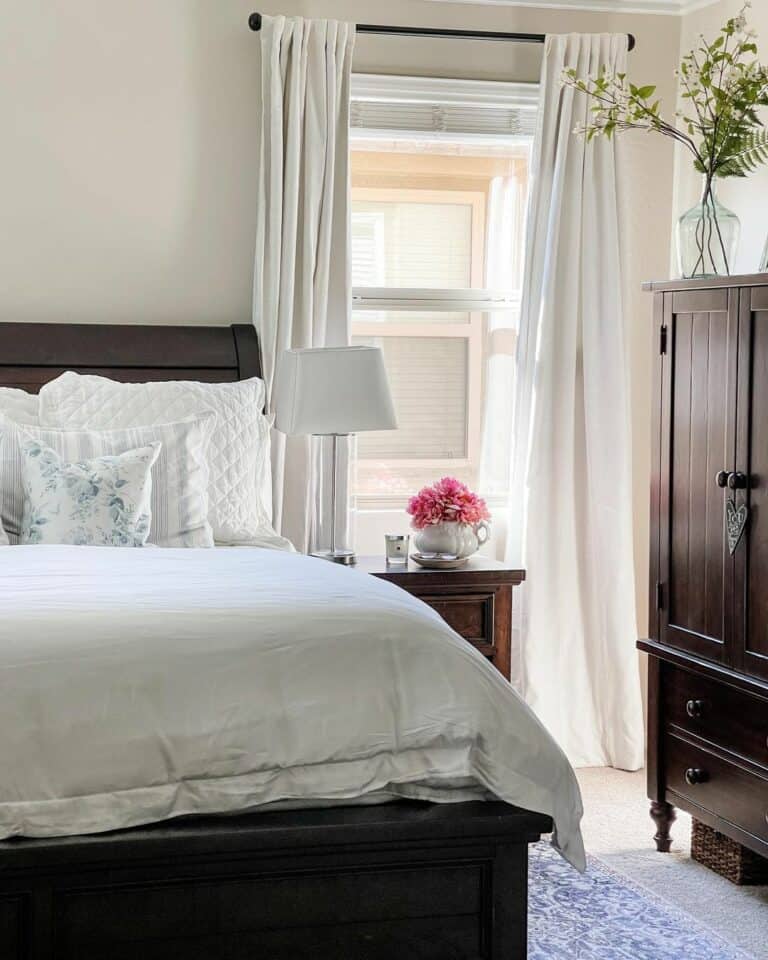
(685, 699, 707, 719)
(685, 767, 709, 786)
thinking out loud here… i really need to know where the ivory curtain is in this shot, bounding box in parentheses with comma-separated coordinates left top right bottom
(479, 174, 525, 495)
(253, 15, 355, 552)
(507, 34, 644, 770)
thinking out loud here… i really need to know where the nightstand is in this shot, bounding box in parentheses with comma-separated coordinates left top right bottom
(356, 556, 525, 681)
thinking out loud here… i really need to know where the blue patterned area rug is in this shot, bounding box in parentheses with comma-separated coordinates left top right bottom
(529, 843, 754, 960)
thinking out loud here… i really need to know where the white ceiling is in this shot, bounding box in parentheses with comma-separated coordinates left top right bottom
(422, 0, 719, 15)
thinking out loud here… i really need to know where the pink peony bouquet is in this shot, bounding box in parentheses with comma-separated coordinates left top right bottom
(407, 477, 491, 530)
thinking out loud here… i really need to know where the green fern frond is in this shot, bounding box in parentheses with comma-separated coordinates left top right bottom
(716, 129, 768, 177)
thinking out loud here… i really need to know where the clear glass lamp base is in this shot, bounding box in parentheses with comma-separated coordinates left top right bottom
(311, 549, 357, 565)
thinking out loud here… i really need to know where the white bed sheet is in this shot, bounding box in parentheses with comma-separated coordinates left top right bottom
(0, 546, 585, 869)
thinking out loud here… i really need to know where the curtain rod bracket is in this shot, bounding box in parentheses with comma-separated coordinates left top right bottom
(248, 13, 635, 52)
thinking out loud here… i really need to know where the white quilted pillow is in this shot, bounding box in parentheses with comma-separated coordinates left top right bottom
(0, 413, 215, 548)
(39, 372, 289, 549)
(0, 386, 39, 426)
(0, 387, 39, 544)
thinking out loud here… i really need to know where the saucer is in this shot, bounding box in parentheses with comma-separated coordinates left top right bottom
(410, 552, 468, 570)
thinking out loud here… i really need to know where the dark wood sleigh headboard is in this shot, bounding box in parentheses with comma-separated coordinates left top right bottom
(0, 322, 261, 393)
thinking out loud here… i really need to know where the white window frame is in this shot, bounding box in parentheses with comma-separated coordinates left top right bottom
(353, 186, 490, 473)
(350, 73, 534, 504)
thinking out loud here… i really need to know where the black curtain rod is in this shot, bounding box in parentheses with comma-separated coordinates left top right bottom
(248, 13, 636, 52)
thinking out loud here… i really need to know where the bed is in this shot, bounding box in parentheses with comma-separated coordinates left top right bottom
(0, 321, 582, 959)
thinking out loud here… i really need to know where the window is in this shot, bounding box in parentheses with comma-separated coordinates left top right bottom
(350, 74, 536, 506)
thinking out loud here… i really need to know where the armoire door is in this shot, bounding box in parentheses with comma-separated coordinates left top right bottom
(656, 287, 738, 664)
(734, 285, 768, 681)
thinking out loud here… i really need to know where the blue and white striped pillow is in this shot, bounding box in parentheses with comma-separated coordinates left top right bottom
(0, 412, 216, 548)
(0, 386, 40, 546)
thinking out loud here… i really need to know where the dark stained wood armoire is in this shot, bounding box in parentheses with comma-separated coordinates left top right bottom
(640, 274, 768, 865)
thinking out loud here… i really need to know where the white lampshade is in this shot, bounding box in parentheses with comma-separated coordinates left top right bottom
(274, 346, 397, 436)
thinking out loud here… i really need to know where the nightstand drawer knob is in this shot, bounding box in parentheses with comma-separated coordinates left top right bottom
(685, 699, 707, 719)
(685, 767, 709, 786)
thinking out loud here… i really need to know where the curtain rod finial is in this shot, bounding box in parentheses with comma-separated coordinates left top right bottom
(249, 12, 262, 31)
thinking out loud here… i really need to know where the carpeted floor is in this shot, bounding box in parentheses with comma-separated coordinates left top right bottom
(576, 768, 768, 959)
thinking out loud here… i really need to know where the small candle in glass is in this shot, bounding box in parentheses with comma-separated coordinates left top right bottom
(385, 534, 409, 564)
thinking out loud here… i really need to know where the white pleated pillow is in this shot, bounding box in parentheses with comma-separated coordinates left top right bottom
(40, 372, 289, 549)
(0, 413, 216, 548)
(0, 387, 39, 545)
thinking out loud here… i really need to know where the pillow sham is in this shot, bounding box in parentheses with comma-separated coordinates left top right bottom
(0, 387, 39, 545)
(39, 373, 287, 548)
(19, 438, 160, 547)
(0, 413, 215, 548)
(0, 386, 39, 425)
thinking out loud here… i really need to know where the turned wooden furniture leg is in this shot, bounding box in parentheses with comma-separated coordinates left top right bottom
(650, 800, 676, 852)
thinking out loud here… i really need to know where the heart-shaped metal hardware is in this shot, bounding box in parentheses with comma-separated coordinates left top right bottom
(726, 499, 749, 555)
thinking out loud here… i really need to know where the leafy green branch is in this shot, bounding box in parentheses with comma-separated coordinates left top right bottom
(561, 2, 768, 182)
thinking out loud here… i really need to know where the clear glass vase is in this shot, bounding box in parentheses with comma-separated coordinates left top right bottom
(676, 178, 740, 278)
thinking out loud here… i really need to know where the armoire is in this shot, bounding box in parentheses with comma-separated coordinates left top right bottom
(640, 274, 768, 872)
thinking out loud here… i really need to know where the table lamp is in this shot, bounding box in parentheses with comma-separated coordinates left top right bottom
(274, 345, 397, 564)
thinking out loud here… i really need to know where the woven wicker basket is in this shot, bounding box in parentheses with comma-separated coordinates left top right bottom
(691, 819, 768, 885)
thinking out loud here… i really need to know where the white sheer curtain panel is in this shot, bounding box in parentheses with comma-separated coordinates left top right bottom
(479, 174, 524, 495)
(253, 15, 355, 553)
(506, 34, 644, 770)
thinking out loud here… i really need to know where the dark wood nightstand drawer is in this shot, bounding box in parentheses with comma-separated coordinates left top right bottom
(662, 663, 768, 772)
(665, 733, 768, 845)
(417, 591, 495, 654)
(358, 557, 524, 682)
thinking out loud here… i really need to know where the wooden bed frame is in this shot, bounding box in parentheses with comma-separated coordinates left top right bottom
(0, 321, 552, 959)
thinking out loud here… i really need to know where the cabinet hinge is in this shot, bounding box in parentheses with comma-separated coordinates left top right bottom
(659, 325, 668, 355)
(656, 581, 664, 610)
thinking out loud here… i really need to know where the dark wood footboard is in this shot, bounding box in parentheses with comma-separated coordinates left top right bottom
(0, 801, 551, 960)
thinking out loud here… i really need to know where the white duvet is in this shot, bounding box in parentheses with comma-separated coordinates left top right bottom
(0, 546, 584, 869)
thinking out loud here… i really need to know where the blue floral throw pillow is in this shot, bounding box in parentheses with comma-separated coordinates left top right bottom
(19, 439, 161, 547)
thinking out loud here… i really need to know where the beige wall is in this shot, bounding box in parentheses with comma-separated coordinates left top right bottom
(676, 0, 768, 274)
(0, 0, 682, 633)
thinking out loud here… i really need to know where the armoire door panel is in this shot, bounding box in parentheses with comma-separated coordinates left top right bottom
(659, 290, 737, 663)
(735, 293, 768, 681)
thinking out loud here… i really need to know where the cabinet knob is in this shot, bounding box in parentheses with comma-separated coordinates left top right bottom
(717, 471, 749, 489)
(685, 767, 709, 786)
(685, 699, 707, 719)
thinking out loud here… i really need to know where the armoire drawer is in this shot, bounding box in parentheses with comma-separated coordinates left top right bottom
(664, 734, 768, 844)
(662, 664, 768, 772)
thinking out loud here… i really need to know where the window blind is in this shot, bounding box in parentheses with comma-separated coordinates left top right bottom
(350, 74, 539, 140)
(353, 335, 468, 460)
(352, 201, 473, 288)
